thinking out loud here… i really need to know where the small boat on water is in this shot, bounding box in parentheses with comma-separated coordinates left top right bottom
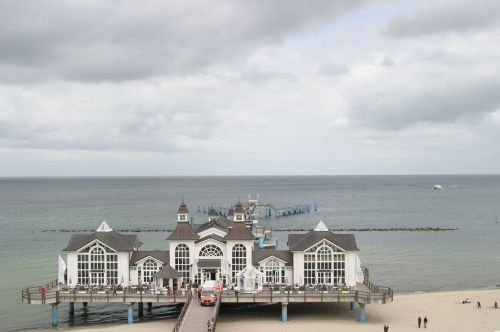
(432, 184, 443, 190)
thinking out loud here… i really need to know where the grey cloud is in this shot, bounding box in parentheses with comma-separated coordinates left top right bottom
(0, 88, 218, 152)
(383, 0, 500, 38)
(0, 0, 367, 83)
(318, 63, 351, 76)
(239, 69, 296, 83)
(346, 71, 500, 130)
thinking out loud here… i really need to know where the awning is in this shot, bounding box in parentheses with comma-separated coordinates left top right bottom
(154, 265, 182, 279)
(197, 259, 221, 268)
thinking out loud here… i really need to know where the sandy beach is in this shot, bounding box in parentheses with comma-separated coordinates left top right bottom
(217, 288, 500, 332)
(48, 288, 500, 332)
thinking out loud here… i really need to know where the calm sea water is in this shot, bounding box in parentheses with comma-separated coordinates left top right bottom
(1, 175, 500, 331)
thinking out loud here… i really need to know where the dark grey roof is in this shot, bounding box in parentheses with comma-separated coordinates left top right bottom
(253, 250, 292, 266)
(288, 231, 359, 251)
(195, 234, 225, 244)
(63, 232, 140, 252)
(130, 250, 169, 265)
(224, 221, 255, 241)
(154, 265, 182, 279)
(167, 222, 200, 240)
(197, 259, 221, 268)
(196, 220, 227, 234)
(196, 216, 233, 234)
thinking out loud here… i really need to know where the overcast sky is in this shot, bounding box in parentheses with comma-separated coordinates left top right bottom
(1, 0, 500, 176)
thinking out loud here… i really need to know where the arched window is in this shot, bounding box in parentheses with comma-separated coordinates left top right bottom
(263, 258, 284, 284)
(77, 244, 117, 285)
(199, 244, 223, 257)
(142, 259, 159, 284)
(317, 245, 333, 270)
(231, 244, 246, 282)
(303, 241, 345, 286)
(175, 244, 190, 281)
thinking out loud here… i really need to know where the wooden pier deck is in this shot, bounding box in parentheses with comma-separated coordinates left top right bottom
(22, 282, 190, 305)
(220, 283, 392, 305)
(21, 268, 392, 329)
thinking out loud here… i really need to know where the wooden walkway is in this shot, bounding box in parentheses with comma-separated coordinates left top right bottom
(178, 298, 216, 332)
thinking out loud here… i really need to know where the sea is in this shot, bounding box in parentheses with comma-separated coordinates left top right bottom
(1, 175, 499, 331)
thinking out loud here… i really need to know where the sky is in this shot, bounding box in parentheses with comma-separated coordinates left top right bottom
(1, 0, 500, 176)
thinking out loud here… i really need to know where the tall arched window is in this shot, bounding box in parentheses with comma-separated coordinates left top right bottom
(263, 258, 284, 284)
(175, 244, 190, 281)
(231, 244, 246, 282)
(199, 244, 223, 257)
(142, 259, 159, 284)
(77, 244, 117, 285)
(303, 241, 345, 286)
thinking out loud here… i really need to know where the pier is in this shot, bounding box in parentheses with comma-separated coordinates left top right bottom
(21, 268, 391, 328)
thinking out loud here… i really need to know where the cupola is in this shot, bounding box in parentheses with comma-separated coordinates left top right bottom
(233, 201, 245, 222)
(208, 207, 218, 222)
(177, 200, 190, 222)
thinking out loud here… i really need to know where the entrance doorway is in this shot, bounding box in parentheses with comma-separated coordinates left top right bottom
(201, 269, 219, 284)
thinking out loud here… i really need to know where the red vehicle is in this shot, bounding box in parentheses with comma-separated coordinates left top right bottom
(200, 280, 218, 306)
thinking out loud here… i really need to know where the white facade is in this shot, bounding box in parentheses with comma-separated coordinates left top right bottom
(63, 204, 362, 290)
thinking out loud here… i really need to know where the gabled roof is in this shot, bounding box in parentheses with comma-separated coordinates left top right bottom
(195, 234, 226, 244)
(196, 215, 233, 234)
(63, 231, 140, 252)
(130, 250, 169, 266)
(167, 222, 200, 241)
(224, 221, 255, 241)
(288, 231, 359, 252)
(96, 221, 113, 232)
(154, 265, 182, 279)
(253, 249, 292, 266)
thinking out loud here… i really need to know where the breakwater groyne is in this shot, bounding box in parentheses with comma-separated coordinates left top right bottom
(37, 226, 457, 233)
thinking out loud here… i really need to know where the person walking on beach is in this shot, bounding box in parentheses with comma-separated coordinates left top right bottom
(495, 301, 498, 309)
(477, 301, 481, 308)
(423, 316, 428, 328)
(418, 316, 422, 328)
(383, 324, 389, 331)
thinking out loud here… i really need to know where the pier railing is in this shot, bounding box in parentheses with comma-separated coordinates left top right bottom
(22, 279, 58, 303)
(211, 293, 222, 332)
(172, 292, 193, 332)
(22, 285, 191, 305)
(219, 285, 392, 305)
(362, 267, 393, 302)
